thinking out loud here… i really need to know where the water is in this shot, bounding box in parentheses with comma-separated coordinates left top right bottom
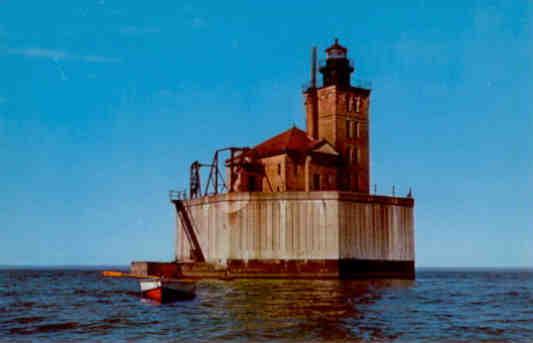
(1, 268, 532, 341)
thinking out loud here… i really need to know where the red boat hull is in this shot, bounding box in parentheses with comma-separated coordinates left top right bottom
(140, 280, 195, 303)
(142, 287, 163, 302)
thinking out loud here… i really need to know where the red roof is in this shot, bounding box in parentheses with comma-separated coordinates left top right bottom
(249, 126, 324, 159)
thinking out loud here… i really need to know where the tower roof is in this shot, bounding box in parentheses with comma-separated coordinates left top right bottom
(325, 38, 347, 54)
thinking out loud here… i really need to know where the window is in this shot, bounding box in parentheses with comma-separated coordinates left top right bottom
(355, 96, 361, 113)
(347, 146, 353, 164)
(313, 174, 320, 190)
(347, 95, 353, 112)
(353, 147, 359, 164)
(277, 164, 281, 175)
(346, 119, 353, 138)
(355, 122, 360, 138)
(294, 165, 299, 176)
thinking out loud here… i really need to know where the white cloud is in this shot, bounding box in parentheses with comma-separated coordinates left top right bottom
(7, 48, 68, 60)
(6, 47, 120, 63)
(82, 55, 121, 63)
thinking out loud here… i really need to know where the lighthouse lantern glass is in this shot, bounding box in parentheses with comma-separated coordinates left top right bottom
(328, 48, 346, 59)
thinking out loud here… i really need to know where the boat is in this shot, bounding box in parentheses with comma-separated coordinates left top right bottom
(102, 270, 196, 303)
(139, 279, 196, 303)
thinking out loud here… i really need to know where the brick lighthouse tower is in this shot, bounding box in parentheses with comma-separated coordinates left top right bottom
(304, 38, 370, 193)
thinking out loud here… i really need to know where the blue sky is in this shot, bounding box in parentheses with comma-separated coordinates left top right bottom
(0, 1, 531, 267)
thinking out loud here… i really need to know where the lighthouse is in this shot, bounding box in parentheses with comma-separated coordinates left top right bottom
(132, 39, 416, 280)
(305, 38, 371, 193)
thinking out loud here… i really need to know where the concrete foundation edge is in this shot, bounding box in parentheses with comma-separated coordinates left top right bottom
(131, 259, 415, 280)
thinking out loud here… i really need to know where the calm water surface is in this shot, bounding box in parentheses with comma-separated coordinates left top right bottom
(0, 268, 532, 341)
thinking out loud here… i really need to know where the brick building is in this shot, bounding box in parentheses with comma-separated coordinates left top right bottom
(230, 39, 370, 194)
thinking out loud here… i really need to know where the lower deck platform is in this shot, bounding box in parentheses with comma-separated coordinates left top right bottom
(131, 259, 415, 280)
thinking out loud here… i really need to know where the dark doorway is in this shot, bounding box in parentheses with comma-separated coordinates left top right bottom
(313, 174, 320, 190)
(248, 175, 257, 191)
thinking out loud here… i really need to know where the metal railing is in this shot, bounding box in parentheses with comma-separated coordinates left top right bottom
(169, 190, 188, 201)
(372, 185, 413, 198)
(318, 58, 354, 69)
(172, 186, 412, 198)
(301, 78, 372, 92)
(352, 79, 372, 90)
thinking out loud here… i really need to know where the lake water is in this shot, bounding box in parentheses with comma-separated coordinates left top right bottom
(1, 268, 532, 341)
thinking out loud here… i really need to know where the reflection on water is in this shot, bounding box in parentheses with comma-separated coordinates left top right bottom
(209, 279, 413, 341)
(0, 269, 532, 341)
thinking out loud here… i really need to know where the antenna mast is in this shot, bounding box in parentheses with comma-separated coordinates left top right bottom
(308, 46, 319, 139)
(311, 46, 317, 88)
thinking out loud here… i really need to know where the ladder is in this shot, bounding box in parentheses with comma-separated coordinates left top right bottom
(172, 199, 206, 263)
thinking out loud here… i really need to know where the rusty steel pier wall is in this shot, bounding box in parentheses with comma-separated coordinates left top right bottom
(168, 191, 415, 279)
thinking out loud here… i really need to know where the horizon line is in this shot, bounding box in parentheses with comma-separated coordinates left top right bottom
(0, 264, 531, 270)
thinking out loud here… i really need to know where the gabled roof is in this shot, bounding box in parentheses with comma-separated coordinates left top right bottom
(249, 126, 336, 159)
(312, 142, 339, 155)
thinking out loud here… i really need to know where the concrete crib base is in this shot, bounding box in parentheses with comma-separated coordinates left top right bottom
(131, 259, 415, 280)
